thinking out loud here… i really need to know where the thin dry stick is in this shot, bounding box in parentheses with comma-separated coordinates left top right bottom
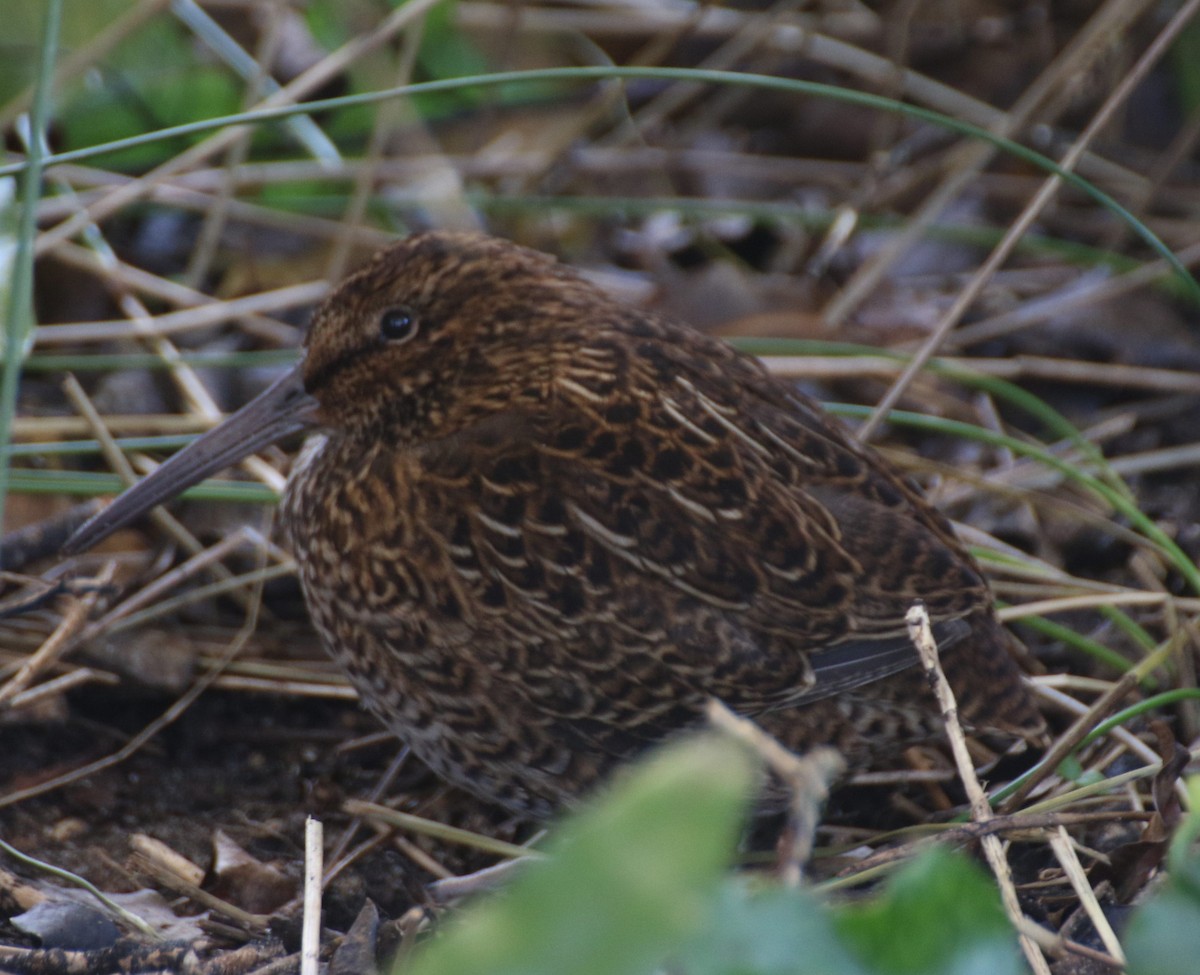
(856, 0, 1200, 443)
(825, 811, 1153, 890)
(824, 0, 1153, 329)
(323, 832, 393, 890)
(1100, 94, 1200, 254)
(949, 238, 1200, 350)
(1001, 660, 1153, 812)
(1021, 762, 1165, 819)
(393, 835, 456, 882)
(100, 146, 853, 196)
(130, 834, 205, 888)
(104, 562, 294, 636)
(706, 698, 844, 887)
(11, 414, 211, 439)
(324, 746, 412, 886)
(1014, 916, 1125, 970)
(999, 590, 1179, 620)
(47, 242, 295, 343)
(454, 2, 1139, 185)
(1048, 826, 1126, 965)
(342, 799, 537, 862)
(1030, 684, 1166, 783)
(4, 669, 118, 711)
(762, 353, 1200, 396)
(182, 4, 287, 289)
(51, 240, 295, 341)
(327, 10, 440, 281)
(0, 563, 114, 707)
(1034, 674, 1125, 694)
(617, 0, 712, 89)
(42, 175, 233, 426)
(905, 602, 1050, 975)
(0, 562, 266, 811)
(209, 675, 355, 699)
(132, 852, 268, 933)
(627, 0, 808, 135)
(78, 529, 254, 641)
(36, 280, 327, 346)
(51, 172, 395, 255)
(301, 817, 323, 975)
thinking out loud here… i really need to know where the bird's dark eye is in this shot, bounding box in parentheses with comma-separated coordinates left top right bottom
(379, 307, 418, 342)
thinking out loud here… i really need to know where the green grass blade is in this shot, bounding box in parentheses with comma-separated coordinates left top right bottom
(0, 0, 61, 556)
(1, 66, 1194, 302)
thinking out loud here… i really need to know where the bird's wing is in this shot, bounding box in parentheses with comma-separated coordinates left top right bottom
(410, 339, 992, 715)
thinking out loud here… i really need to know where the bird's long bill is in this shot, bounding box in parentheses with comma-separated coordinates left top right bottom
(63, 360, 317, 555)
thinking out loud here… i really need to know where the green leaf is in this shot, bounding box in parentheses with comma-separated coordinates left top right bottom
(1114, 778, 1200, 975)
(402, 733, 757, 975)
(56, 19, 240, 170)
(1056, 754, 1085, 782)
(678, 848, 1025, 975)
(0, 0, 134, 102)
(835, 848, 1022, 975)
(417, 0, 490, 84)
(411, 0, 492, 118)
(1169, 16, 1200, 114)
(676, 881, 869, 975)
(1126, 887, 1200, 975)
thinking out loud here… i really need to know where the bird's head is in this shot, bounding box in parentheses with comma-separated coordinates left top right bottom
(63, 231, 604, 553)
(301, 231, 595, 439)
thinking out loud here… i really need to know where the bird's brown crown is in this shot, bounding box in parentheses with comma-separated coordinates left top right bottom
(302, 231, 605, 441)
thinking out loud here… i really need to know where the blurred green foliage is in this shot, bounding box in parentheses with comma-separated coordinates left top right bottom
(56, 19, 241, 171)
(1169, 16, 1200, 115)
(1125, 778, 1200, 975)
(3, 2, 239, 170)
(405, 733, 756, 975)
(397, 739, 1200, 975)
(0, 0, 133, 102)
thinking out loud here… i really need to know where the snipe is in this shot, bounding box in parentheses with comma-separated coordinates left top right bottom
(66, 231, 1042, 816)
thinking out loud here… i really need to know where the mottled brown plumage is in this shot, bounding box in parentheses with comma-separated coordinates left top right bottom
(68, 231, 1043, 816)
